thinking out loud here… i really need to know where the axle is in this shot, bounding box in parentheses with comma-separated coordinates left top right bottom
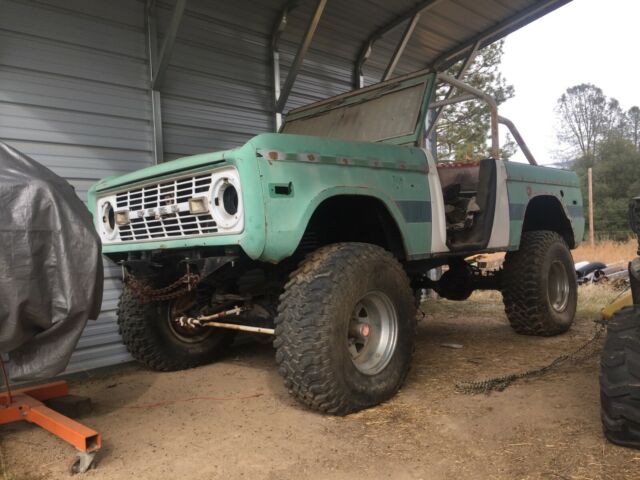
(176, 306, 275, 335)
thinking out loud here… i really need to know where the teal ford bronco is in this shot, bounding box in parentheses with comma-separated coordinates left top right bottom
(89, 70, 584, 415)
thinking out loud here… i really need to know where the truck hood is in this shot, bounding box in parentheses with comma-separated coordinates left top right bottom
(93, 149, 234, 192)
(282, 70, 435, 147)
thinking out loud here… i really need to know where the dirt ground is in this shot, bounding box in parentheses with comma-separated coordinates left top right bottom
(2, 289, 640, 480)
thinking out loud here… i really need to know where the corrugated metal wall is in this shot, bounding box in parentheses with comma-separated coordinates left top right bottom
(0, 0, 421, 373)
(0, 0, 152, 372)
(155, 0, 420, 159)
(158, 0, 277, 159)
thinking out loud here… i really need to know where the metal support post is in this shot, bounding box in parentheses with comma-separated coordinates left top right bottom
(382, 13, 421, 81)
(145, 0, 186, 164)
(354, 0, 442, 88)
(152, 0, 187, 91)
(149, 90, 163, 164)
(271, 5, 289, 131)
(272, 0, 326, 130)
(146, 0, 163, 164)
(588, 167, 595, 246)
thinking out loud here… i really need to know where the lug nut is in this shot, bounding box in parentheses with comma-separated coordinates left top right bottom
(360, 323, 370, 337)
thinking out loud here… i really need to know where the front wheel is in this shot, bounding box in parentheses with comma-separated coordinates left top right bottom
(117, 287, 235, 371)
(274, 243, 416, 415)
(502, 230, 577, 336)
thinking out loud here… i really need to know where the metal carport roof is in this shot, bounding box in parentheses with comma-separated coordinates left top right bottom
(144, 0, 573, 157)
(220, 0, 571, 129)
(349, 0, 571, 77)
(264, 0, 571, 128)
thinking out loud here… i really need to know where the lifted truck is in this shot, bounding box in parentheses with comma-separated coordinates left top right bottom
(89, 70, 585, 415)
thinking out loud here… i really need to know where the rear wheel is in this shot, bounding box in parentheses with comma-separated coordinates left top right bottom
(117, 287, 235, 371)
(274, 243, 416, 415)
(502, 230, 577, 336)
(600, 306, 640, 448)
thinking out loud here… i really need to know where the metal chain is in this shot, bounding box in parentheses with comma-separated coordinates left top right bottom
(124, 270, 200, 304)
(455, 319, 607, 394)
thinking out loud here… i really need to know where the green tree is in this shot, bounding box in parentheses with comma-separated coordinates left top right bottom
(559, 83, 640, 237)
(626, 106, 640, 150)
(573, 136, 640, 238)
(555, 84, 623, 158)
(434, 40, 515, 161)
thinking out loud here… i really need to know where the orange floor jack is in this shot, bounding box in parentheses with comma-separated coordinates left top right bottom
(0, 359, 101, 474)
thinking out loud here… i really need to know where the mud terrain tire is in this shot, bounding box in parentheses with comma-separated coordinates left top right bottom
(274, 243, 416, 415)
(502, 230, 577, 336)
(600, 306, 640, 448)
(117, 286, 235, 371)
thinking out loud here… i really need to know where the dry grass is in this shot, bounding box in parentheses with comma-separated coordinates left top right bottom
(476, 238, 638, 268)
(422, 239, 637, 324)
(576, 282, 627, 317)
(572, 238, 637, 265)
(439, 239, 637, 318)
(424, 284, 621, 320)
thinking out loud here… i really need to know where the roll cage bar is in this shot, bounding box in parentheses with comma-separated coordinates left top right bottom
(434, 74, 538, 165)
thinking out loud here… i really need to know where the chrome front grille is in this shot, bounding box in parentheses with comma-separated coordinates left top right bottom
(114, 172, 218, 242)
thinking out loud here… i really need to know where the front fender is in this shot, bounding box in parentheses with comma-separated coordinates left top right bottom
(261, 186, 411, 263)
(243, 133, 432, 263)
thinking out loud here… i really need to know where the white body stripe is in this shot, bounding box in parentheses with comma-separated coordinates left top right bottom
(423, 149, 449, 253)
(487, 160, 510, 248)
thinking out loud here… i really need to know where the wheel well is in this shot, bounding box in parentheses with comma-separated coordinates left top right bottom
(299, 195, 406, 259)
(522, 195, 575, 248)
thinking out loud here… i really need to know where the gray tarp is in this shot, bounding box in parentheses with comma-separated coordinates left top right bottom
(0, 141, 103, 380)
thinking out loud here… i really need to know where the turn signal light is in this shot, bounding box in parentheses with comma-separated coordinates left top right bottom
(189, 197, 209, 214)
(115, 210, 130, 225)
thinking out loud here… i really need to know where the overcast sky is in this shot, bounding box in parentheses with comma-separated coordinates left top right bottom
(499, 0, 640, 164)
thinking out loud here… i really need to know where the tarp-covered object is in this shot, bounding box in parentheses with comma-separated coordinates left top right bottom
(0, 141, 103, 380)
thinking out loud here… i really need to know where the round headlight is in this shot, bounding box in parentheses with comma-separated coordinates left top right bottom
(212, 178, 241, 229)
(222, 184, 239, 215)
(101, 201, 116, 238)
